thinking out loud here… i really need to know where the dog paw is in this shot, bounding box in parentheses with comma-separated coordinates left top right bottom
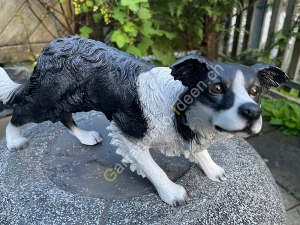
(7, 137, 29, 151)
(204, 162, 227, 182)
(157, 182, 189, 206)
(76, 130, 103, 145)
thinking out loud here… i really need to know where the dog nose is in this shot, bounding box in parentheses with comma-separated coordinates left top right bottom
(238, 103, 262, 120)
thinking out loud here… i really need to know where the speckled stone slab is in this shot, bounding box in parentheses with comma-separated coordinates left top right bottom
(0, 111, 286, 224)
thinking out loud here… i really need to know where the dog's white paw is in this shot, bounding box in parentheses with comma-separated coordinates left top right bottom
(157, 182, 189, 206)
(7, 137, 29, 151)
(192, 150, 227, 182)
(204, 162, 227, 182)
(75, 130, 103, 145)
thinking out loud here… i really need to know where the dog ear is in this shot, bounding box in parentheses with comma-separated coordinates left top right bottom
(170, 55, 212, 87)
(251, 63, 289, 90)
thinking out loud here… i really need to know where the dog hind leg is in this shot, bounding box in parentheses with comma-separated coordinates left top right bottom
(191, 149, 227, 182)
(6, 122, 29, 151)
(60, 114, 103, 145)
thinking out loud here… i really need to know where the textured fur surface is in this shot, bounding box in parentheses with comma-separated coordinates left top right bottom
(8, 36, 154, 139)
(0, 36, 289, 206)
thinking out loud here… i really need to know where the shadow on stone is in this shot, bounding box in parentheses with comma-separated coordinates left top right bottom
(43, 115, 193, 198)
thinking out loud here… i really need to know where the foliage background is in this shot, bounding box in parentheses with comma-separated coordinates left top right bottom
(69, 0, 245, 65)
(60, 0, 299, 66)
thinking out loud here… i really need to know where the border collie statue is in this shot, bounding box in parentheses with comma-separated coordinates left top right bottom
(0, 36, 288, 206)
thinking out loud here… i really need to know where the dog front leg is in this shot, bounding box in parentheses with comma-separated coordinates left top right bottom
(191, 149, 227, 182)
(123, 142, 189, 206)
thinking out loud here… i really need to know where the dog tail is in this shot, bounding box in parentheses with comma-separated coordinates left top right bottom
(0, 67, 21, 105)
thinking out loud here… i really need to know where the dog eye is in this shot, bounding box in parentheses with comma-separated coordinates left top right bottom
(209, 83, 224, 95)
(249, 85, 260, 96)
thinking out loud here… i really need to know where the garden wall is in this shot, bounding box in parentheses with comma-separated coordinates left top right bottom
(0, 0, 74, 63)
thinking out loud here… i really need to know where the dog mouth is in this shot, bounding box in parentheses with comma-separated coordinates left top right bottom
(215, 125, 253, 135)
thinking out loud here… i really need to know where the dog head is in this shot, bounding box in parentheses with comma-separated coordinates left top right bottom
(170, 55, 289, 138)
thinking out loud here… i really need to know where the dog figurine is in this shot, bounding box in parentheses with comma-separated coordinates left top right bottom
(0, 36, 289, 206)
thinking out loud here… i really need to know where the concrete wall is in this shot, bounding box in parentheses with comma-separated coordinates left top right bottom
(0, 0, 74, 63)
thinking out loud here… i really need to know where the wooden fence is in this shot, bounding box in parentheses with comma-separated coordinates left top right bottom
(0, 0, 74, 63)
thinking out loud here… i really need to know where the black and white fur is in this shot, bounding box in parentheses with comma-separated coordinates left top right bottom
(0, 36, 289, 206)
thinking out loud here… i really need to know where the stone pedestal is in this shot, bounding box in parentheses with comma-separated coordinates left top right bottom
(0, 111, 286, 224)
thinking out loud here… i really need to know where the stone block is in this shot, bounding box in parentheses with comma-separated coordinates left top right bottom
(0, 111, 286, 224)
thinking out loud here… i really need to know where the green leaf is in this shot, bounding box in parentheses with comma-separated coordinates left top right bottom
(137, 36, 153, 55)
(262, 97, 300, 136)
(202, 6, 212, 16)
(123, 22, 138, 37)
(178, 23, 184, 31)
(289, 102, 300, 115)
(278, 33, 288, 40)
(121, 0, 147, 5)
(137, 8, 151, 19)
(263, 103, 275, 112)
(275, 100, 285, 109)
(160, 30, 176, 39)
(86, 0, 93, 7)
(126, 45, 142, 56)
(278, 107, 286, 119)
(291, 113, 299, 122)
(269, 118, 284, 126)
(262, 110, 272, 117)
(271, 109, 280, 117)
(285, 105, 292, 118)
(215, 23, 222, 32)
(79, 26, 93, 38)
(111, 30, 129, 48)
(285, 121, 296, 128)
(128, 3, 139, 12)
(139, 21, 156, 38)
(175, 3, 184, 16)
(152, 49, 175, 66)
(121, 0, 132, 4)
(283, 128, 299, 136)
(81, 4, 89, 13)
(93, 13, 102, 23)
(59, 0, 65, 3)
(121, 0, 147, 12)
(112, 7, 128, 25)
(121, 0, 138, 12)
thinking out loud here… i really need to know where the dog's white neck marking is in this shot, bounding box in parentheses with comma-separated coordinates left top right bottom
(108, 67, 232, 164)
(136, 67, 192, 155)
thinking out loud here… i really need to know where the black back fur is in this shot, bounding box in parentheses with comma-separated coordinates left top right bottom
(9, 36, 155, 138)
